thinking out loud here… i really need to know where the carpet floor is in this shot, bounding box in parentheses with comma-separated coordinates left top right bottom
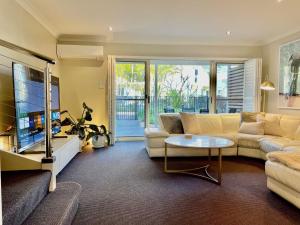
(57, 142, 300, 225)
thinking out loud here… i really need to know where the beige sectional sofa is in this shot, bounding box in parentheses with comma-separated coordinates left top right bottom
(145, 113, 300, 158)
(144, 112, 300, 208)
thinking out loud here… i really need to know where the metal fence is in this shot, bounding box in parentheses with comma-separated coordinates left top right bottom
(116, 96, 243, 120)
(116, 96, 209, 120)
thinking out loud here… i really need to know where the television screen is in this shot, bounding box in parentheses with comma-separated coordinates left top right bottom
(12, 63, 60, 152)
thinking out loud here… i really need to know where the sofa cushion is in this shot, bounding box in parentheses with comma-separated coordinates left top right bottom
(180, 113, 223, 134)
(280, 115, 300, 139)
(160, 114, 184, 134)
(239, 122, 264, 135)
(257, 113, 283, 137)
(180, 113, 199, 134)
(259, 137, 291, 153)
(283, 145, 300, 152)
(221, 114, 240, 133)
(267, 151, 300, 171)
(258, 113, 283, 137)
(196, 114, 223, 134)
(241, 112, 265, 122)
(237, 133, 265, 149)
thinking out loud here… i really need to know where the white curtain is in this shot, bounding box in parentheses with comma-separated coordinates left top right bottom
(243, 58, 262, 112)
(107, 55, 116, 144)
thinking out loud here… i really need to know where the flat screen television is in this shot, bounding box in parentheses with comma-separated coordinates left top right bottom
(12, 63, 61, 152)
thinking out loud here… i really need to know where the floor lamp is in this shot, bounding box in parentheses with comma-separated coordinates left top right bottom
(260, 80, 275, 112)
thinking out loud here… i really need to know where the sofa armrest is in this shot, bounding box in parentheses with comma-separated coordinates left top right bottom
(144, 128, 170, 138)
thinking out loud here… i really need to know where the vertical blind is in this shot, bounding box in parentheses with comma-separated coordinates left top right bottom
(243, 59, 262, 112)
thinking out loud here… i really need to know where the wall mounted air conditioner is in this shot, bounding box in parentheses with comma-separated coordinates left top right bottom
(56, 44, 104, 60)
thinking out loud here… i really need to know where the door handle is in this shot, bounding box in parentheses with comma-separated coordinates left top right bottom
(145, 94, 150, 104)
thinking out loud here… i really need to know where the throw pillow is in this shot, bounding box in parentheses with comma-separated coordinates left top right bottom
(239, 122, 264, 135)
(241, 112, 265, 123)
(160, 114, 184, 134)
(257, 113, 283, 137)
(180, 112, 199, 134)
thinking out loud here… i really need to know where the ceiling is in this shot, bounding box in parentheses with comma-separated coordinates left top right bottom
(16, 0, 300, 46)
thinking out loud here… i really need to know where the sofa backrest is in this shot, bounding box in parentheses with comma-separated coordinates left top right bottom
(158, 112, 300, 138)
(193, 114, 223, 134)
(159, 113, 240, 134)
(280, 115, 300, 139)
(220, 113, 241, 133)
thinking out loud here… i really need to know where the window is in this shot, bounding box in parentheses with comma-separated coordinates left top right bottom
(216, 63, 245, 113)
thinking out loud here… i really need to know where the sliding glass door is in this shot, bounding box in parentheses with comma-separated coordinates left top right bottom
(149, 60, 210, 127)
(113, 58, 248, 139)
(115, 61, 147, 137)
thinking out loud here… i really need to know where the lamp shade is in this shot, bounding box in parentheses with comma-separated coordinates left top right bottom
(260, 80, 275, 91)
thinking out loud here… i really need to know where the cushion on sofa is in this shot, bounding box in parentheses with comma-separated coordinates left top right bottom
(280, 115, 300, 139)
(237, 133, 265, 149)
(259, 137, 291, 153)
(267, 151, 300, 171)
(180, 112, 199, 134)
(180, 113, 223, 134)
(221, 114, 241, 133)
(160, 114, 184, 134)
(196, 114, 223, 134)
(283, 145, 300, 152)
(241, 112, 265, 122)
(239, 122, 264, 135)
(258, 113, 283, 137)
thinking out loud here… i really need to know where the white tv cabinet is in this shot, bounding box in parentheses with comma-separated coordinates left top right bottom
(0, 135, 81, 175)
(51, 135, 81, 175)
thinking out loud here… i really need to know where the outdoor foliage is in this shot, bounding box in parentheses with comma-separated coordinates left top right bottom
(115, 63, 210, 124)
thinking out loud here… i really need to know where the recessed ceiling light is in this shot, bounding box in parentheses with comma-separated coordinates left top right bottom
(226, 30, 231, 36)
(108, 26, 113, 32)
(277, 0, 283, 2)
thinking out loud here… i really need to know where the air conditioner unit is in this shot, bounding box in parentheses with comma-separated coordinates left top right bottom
(56, 44, 104, 60)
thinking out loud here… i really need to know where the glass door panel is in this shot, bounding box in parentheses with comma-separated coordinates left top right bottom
(149, 61, 210, 127)
(115, 62, 146, 137)
(216, 63, 244, 113)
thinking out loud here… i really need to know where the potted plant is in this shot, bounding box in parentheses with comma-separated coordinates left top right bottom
(85, 124, 111, 148)
(60, 102, 111, 148)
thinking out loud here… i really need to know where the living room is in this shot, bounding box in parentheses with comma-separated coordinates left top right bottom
(1, 0, 300, 225)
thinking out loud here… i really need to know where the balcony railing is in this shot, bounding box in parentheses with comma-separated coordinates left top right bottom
(116, 96, 243, 120)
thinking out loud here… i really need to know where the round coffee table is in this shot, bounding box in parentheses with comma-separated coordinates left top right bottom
(164, 135, 234, 185)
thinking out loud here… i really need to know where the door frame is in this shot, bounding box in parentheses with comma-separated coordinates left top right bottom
(114, 58, 150, 141)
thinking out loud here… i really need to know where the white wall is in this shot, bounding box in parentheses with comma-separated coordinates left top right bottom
(59, 43, 262, 126)
(262, 31, 300, 115)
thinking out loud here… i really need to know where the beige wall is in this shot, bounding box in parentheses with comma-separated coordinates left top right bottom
(262, 31, 300, 115)
(59, 59, 107, 126)
(59, 43, 262, 126)
(0, 0, 59, 76)
(0, 0, 58, 143)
